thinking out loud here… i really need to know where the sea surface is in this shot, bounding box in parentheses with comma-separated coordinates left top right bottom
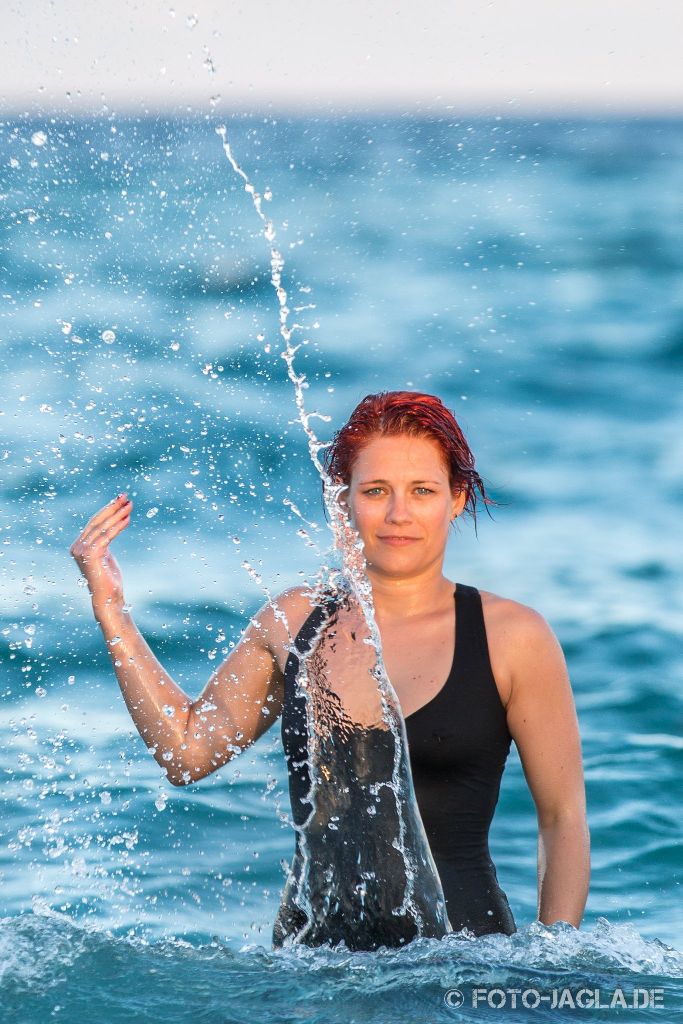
(0, 112, 681, 1022)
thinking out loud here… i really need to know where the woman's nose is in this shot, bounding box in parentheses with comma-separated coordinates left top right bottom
(386, 497, 411, 522)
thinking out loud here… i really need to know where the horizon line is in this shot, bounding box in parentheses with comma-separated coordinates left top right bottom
(3, 95, 683, 120)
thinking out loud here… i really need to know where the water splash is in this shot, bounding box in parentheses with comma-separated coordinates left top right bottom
(215, 125, 450, 945)
(6, 908, 679, 1021)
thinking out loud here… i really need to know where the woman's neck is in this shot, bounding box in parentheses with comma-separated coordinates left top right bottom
(365, 566, 455, 621)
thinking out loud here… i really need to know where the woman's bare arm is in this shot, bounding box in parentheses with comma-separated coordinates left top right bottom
(503, 603, 591, 928)
(166, 593, 309, 785)
(93, 596, 288, 786)
(70, 493, 308, 787)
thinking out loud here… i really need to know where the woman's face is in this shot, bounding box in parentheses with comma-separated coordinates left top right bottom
(340, 433, 466, 580)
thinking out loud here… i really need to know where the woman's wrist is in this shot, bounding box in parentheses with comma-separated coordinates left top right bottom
(92, 596, 128, 630)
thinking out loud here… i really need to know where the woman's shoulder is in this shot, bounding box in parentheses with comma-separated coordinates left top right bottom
(250, 583, 332, 654)
(477, 587, 554, 636)
(476, 587, 566, 696)
(272, 589, 323, 618)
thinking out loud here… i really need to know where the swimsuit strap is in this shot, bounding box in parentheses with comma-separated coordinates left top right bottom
(291, 591, 340, 659)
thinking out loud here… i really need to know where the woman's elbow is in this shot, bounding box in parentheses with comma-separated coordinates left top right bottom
(537, 803, 589, 831)
(164, 748, 238, 787)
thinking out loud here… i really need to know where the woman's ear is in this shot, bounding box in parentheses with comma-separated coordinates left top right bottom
(334, 475, 349, 504)
(451, 487, 468, 520)
(329, 476, 350, 520)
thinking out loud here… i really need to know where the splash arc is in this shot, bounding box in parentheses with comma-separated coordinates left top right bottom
(216, 125, 452, 949)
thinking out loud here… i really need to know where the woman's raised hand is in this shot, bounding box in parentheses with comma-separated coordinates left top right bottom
(69, 494, 133, 616)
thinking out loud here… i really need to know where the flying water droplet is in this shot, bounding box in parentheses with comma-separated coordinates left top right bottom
(197, 700, 217, 713)
(31, 131, 47, 147)
(101, 329, 116, 344)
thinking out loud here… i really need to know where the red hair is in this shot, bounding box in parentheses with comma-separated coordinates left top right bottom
(321, 391, 495, 526)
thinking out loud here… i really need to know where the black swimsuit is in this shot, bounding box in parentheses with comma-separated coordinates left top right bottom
(275, 581, 516, 946)
(403, 583, 516, 936)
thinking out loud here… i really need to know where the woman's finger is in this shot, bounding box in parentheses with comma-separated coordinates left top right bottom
(82, 501, 132, 547)
(81, 494, 130, 536)
(73, 499, 132, 552)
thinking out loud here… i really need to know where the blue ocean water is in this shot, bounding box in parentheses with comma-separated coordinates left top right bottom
(0, 113, 681, 1022)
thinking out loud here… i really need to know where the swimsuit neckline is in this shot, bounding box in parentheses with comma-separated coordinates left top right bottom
(404, 585, 459, 722)
(285, 582, 463, 726)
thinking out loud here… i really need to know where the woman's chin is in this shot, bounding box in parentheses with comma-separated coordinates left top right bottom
(365, 553, 423, 576)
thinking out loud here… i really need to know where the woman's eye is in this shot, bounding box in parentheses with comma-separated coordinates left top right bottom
(363, 487, 434, 496)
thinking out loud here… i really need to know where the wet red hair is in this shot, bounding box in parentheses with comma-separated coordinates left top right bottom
(322, 391, 495, 526)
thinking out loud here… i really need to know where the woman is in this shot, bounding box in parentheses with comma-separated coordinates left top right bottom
(70, 390, 590, 950)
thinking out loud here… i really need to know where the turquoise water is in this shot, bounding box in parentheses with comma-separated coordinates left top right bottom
(0, 113, 681, 1021)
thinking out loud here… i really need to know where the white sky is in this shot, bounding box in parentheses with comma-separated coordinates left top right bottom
(2, 0, 683, 113)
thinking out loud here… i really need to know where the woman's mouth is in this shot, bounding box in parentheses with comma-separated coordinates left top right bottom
(377, 536, 420, 545)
